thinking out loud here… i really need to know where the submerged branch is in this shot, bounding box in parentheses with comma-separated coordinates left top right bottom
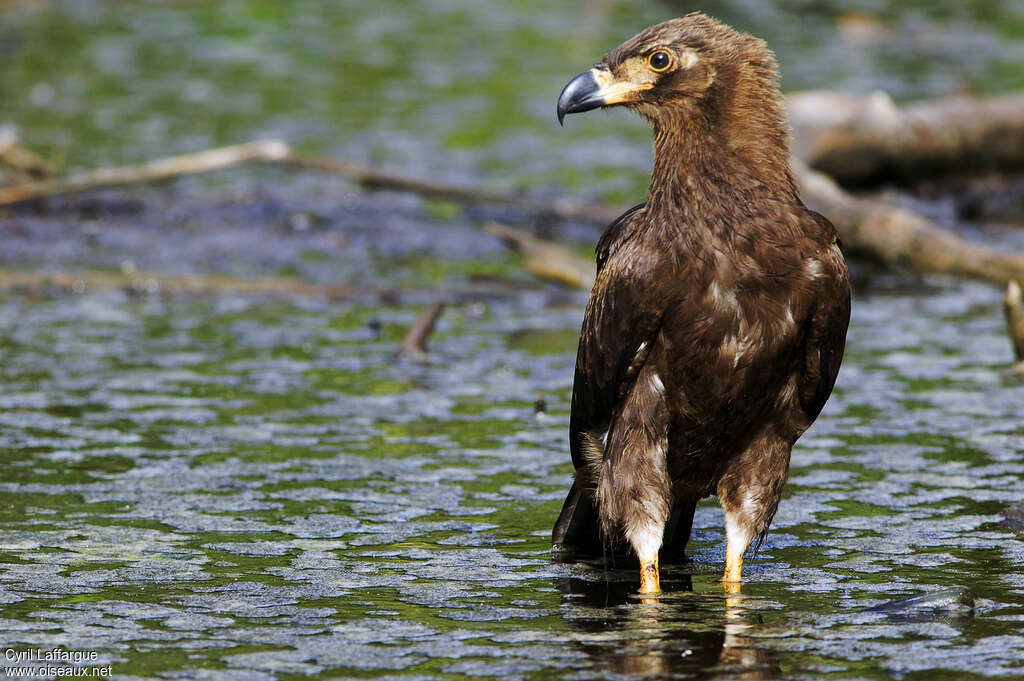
(1003, 281, 1024, 370)
(0, 265, 355, 298)
(399, 301, 446, 357)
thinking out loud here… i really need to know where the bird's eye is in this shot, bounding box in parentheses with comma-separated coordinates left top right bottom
(648, 50, 673, 72)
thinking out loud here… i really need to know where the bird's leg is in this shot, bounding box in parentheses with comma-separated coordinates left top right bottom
(639, 553, 660, 594)
(597, 365, 671, 595)
(718, 436, 790, 592)
(724, 541, 743, 583)
(722, 540, 743, 595)
(720, 504, 754, 590)
(626, 514, 665, 595)
(617, 473, 668, 596)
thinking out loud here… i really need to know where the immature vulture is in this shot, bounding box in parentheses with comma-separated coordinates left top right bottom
(553, 13, 850, 593)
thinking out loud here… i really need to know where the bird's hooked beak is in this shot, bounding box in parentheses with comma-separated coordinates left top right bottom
(557, 66, 651, 125)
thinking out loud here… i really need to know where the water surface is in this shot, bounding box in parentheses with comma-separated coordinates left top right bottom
(2, 1, 1024, 679)
(1, 274, 1024, 679)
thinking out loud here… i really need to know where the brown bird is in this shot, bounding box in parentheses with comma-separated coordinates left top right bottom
(552, 13, 850, 594)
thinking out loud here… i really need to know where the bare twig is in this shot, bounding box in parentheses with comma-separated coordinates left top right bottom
(399, 301, 445, 356)
(0, 140, 291, 205)
(0, 138, 615, 223)
(0, 127, 57, 181)
(278, 154, 613, 223)
(1002, 281, 1024, 369)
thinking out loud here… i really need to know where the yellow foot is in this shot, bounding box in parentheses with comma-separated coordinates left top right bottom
(721, 543, 743, 589)
(639, 556, 660, 594)
(721, 580, 742, 596)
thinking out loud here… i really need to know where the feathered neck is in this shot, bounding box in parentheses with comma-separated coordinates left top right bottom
(644, 39, 796, 210)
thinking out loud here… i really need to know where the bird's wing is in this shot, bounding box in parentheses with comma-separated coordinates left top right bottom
(798, 212, 851, 421)
(596, 203, 645, 273)
(569, 204, 663, 470)
(555, 204, 663, 554)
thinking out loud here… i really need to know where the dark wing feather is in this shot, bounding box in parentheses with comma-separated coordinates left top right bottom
(569, 203, 661, 469)
(596, 202, 645, 272)
(798, 212, 851, 421)
(556, 204, 663, 554)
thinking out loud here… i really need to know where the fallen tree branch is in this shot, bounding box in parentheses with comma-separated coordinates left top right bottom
(484, 222, 595, 289)
(0, 127, 57, 181)
(787, 91, 1024, 185)
(0, 139, 611, 223)
(0, 265, 354, 298)
(794, 158, 1024, 286)
(0, 140, 292, 205)
(3, 139, 1023, 287)
(279, 155, 610, 224)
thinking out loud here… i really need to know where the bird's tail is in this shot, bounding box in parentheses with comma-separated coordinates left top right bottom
(551, 431, 606, 559)
(551, 477, 603, 558)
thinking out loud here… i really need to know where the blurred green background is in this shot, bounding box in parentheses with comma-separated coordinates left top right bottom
(3, 0, 1024, 203)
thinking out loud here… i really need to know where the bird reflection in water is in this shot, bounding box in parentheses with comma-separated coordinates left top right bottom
(554, 575, 778, 679)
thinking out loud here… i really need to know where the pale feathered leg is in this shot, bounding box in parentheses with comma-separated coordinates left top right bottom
(718, 430, 792, 592)
(596, 364, 671, 594)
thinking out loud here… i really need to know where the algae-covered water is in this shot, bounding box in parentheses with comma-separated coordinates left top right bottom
(3, 1, 1024, 679)
(2, 278, 1024, 680)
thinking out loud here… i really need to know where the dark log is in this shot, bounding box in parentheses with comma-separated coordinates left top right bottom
(787, 91, 1024, 185)
(795, 158, 1024, 287)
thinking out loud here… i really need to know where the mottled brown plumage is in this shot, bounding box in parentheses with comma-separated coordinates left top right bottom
(552, 13, 850, 593)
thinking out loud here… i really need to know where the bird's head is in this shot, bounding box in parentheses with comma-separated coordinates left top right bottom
(557, 12, 792, 193)
(556, 18, 710, 125)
